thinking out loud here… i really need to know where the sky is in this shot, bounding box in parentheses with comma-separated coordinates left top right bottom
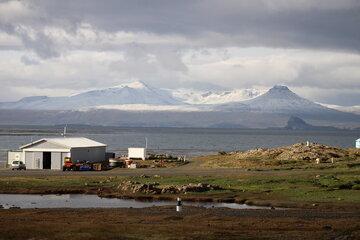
(0, 0, 359, 106)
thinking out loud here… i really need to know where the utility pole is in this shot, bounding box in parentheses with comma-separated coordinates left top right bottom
(62, 124, 67, 137)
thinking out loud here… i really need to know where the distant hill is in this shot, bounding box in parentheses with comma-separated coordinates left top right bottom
(284, 116, 340, 130)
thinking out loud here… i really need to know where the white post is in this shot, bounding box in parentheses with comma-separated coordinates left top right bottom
(176, 197, 182, 212)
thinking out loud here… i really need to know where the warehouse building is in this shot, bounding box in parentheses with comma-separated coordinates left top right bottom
(11, 137, 106, 170)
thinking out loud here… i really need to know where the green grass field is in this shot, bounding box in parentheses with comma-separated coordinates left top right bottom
(1, 168, 359, 208)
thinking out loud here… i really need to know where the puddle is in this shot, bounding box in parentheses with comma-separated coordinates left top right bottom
(0, 194, 270, 210)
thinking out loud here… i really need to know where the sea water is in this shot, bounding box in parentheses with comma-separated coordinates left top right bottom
(0, 127, 358, 164)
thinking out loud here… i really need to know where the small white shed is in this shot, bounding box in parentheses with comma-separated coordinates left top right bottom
(128, 148, 147, 160)
(7, 151, 23, 166)
(19, 137, 106, 170)
(356, 138, 360, 149)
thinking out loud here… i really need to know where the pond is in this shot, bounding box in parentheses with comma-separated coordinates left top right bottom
(0, 194, 270, 210)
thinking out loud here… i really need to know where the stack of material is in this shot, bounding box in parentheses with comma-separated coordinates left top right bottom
(109, 158, 126, 168)
(92, 163, 102, 171)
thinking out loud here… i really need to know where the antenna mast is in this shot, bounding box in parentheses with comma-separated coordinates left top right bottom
(62, 124, 67, 137)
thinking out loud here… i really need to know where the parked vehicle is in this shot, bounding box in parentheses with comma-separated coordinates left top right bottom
(62, 158, 77, 171)
(11, 161, 26, 170)
(62, 157, 93, 171)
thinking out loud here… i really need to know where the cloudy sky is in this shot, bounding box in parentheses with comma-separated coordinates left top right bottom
(0, 0, 359, 105)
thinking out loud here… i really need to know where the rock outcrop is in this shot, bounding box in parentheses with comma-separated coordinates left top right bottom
(117, 181, 223, 195)
(230, 142, 360, 162)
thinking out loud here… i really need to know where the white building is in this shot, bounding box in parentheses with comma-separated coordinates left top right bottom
(356, 138, 360, 148)
(11, 137, 106, 170)
(128, 147, 147, 160)
(7, 151, 22, 166)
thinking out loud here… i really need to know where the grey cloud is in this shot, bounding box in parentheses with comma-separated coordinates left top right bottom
(108, 43, 188, 87)
(20, 55, 40, 65)
(2, 0, 360, 56)
(295, 87, 360, 106)
(0, 0, 359, 105)
(24, 0, 360, 52)
(155, 49, 188, 73)
(17, 30, 60, 59)
(292, 62, 360, 90)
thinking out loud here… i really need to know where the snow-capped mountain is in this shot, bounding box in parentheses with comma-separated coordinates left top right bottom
(0, 82, 358, 128)
(0, 81, 184, 110)
(215, 85, 332, 114)
(0, 81, 358, 122)
(171, 88, 263, 104)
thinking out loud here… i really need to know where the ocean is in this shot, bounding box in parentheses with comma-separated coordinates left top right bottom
(0, 127, 359, 165)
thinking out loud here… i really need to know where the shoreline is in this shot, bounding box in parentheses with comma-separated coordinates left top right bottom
(0, 188, 356, 211)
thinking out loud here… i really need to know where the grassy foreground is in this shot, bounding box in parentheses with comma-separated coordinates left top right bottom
(0, 168, 359, 209)
(1, 207, 359, 240)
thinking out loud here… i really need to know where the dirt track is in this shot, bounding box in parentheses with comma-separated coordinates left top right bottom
(0, 164, 326, 177)
(0, 166, 251, 177)
(0, 206, 359, 240)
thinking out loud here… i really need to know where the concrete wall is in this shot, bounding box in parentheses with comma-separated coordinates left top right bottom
(71, 147, 106, 163)
(357, 140, 360, 148)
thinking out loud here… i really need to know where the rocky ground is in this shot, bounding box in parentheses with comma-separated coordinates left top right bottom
(197, 142, 360, 169)
(116, 180, 223, 195)
(232, 142, 359, 161)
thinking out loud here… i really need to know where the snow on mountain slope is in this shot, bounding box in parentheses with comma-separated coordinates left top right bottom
(215, 85, 333, 114)
(70, 81, 182, 106)
(0, 81, 184, 110)
(94, 104, 202, 112)
(171, 88, 263, 104)
(319, 103, 360, 115)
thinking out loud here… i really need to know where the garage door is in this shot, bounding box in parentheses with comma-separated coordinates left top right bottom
(51, 152, 62, 170)
(25, 152, 34, 169)
(25, 152, 42, 169)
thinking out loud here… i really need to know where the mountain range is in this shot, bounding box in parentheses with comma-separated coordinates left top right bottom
(0, 81, 182, 110)
(0, 81, 358, 128)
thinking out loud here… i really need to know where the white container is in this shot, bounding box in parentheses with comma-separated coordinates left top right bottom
(128, 148, 147, 160)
